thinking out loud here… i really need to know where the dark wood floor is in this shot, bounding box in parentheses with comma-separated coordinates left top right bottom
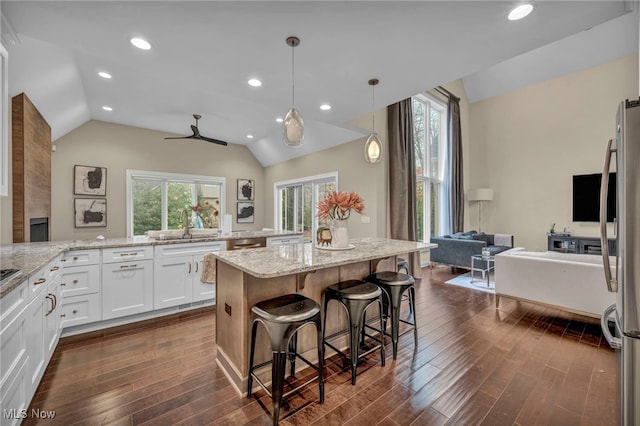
(25, 266, 619, 425)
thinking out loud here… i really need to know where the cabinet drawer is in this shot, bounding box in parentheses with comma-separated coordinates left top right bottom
(60, 264, 100, 297)
(266, 235, 304, 246)
(60, 294, 101, 328)
(155, 242, 224, 258)
(102, 246, 153, 264)
(61, 250, 100, 266)
(0, 308, 27, 397)
(0, 282, 27, 326)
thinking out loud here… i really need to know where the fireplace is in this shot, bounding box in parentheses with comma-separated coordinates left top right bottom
(30, 217, 49, 242)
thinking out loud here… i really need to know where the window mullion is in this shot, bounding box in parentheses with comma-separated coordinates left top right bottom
(161, 181, 168, 230)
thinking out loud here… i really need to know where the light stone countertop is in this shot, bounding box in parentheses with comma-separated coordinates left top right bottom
(212, 237, 437, 279)
(0, 230, 301, 298)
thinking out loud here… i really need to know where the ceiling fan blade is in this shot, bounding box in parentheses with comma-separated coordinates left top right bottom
(164, 136, 191, 140)
(198, 135, 228, 146)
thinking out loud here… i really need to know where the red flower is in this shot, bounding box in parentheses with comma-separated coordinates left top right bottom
(317, 191, 365, 221)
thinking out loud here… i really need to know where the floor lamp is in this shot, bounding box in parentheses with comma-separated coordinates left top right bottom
(469, 188, 493, 232)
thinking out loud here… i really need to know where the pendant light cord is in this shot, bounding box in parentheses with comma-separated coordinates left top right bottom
(291, 44, 295, 108)
(371, 84, 375, 133)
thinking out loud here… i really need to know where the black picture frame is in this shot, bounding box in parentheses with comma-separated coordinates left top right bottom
(74, 165, 107, 196)
(237, 179, 254, 201)
(237, 202, 254, 223)
(74, 198, 107, 227)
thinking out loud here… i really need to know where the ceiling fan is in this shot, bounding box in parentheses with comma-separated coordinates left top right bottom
(164, 114, 228, 146)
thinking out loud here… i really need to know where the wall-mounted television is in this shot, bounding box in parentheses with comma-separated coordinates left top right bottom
(572, 172, 616, 222)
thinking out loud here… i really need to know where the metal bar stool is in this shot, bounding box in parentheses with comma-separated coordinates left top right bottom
(247, 293, 324, 425)
(322, 280, 385, 385)
(367, 271, 417, 359)
(397, 257, 410, 274)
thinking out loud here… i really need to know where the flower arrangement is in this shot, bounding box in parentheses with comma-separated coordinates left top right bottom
(317, 191, 365, 222)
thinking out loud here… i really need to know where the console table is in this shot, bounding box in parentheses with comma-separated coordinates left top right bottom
(547, 234, 616, 256)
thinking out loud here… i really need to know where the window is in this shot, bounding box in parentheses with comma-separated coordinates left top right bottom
(126, 170, 225, 237)
(413, 94, 447, 242)
(274, 173, 337, 244)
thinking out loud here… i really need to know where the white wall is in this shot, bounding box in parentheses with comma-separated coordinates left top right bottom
(468, 54, 638, 251)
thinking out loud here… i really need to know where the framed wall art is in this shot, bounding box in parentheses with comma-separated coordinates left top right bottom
(237, 178, 254, 201)
(237, 202, 254, 223)
(74, 165, 107, 196)
(74, 198, 107, 227)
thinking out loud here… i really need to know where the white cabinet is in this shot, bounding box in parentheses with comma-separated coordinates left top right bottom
(266, 235, 304, 247)
(24, 257, 61, 401)
(154, 242, 224, 309)
(60, 250, 101, 328)
(102, 246, 153, 320)
(0, 282, 29, 423)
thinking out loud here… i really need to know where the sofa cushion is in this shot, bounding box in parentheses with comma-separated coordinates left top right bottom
(472, 232, 490, 243)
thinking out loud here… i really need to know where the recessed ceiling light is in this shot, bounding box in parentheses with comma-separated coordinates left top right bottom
(276, 117, 283, 123)
(98, 71, 112, 79)
(246, 134, 254, 139)
(320, 104, 332, 111)
(508, 4, 533, 21)
(102, 106, 113, 111)
(130, 37, 151, 50)
(248, 79, 262, 87)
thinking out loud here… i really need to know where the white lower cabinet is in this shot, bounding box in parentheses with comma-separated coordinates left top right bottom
(0, 282, 29, 425)
(154, 242, 224, 309)
(102, 258, 153, 320)
(60, 250, 101, 328)
(24, 258, 62, 402)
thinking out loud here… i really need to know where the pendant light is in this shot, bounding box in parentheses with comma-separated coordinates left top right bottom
(364, 78, 382, 163)
(283, 36, 303, 148)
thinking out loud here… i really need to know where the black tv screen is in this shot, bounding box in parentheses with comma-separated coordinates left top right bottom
(572, 173, 616, 222)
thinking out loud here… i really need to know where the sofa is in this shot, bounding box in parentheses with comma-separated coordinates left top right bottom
(429, 231, 514, 269)
(494, 248, 616, 318)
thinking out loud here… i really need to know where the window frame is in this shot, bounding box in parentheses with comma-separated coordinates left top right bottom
(126, 169, 226, 237)
(413, 93, 448, 242)
(273, 172, 338, 244)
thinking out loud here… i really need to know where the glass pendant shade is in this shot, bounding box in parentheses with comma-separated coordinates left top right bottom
(283, 107, 304, 148)
(364, 132, 382, 163)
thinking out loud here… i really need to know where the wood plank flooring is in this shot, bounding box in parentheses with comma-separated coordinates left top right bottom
(24, 265, 619, 425)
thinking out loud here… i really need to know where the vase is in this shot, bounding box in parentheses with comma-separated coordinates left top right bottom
(331, 218, 349, 248)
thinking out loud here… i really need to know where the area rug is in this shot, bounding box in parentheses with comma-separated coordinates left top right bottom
(445, 272, 495, 294)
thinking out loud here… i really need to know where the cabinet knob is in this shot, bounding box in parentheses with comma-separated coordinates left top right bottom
(73, 280, 78, 284)
(72, 310, 78, 314)
(61, 283, 66, 286)
(73, 256, 79, 261)
(60, 314, 66, 318)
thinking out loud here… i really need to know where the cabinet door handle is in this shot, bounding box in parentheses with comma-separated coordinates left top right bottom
(187, 262, 192, 274)
(50, 266, 60, 271)
(120, 264, 138, 269)
(195, 262, 199, 273)
(34, 278, 46, 285)
(45, 294, 54, 316)
(53, 294, 57, 311)
(60, 314, 66, 318)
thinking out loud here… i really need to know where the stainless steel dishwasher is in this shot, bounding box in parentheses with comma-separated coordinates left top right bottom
(226, 237, 267, 250)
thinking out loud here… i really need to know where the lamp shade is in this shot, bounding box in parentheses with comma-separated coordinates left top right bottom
(283, 108, 304, 148)
(469, 188, 493, 201)
(364, 133, 382, 163)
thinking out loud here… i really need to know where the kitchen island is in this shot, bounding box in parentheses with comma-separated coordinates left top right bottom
(211, 237, 436, 394)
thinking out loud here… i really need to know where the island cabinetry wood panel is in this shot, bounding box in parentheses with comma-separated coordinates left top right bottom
(12, 93, 51, 243)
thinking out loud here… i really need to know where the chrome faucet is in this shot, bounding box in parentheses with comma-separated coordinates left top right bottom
(178, 208, 192, 239)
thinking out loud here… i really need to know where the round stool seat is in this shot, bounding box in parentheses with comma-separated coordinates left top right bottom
(252, 293, 320, 323)
(368, 271, 414, 286)
(325, 280, 382, 300)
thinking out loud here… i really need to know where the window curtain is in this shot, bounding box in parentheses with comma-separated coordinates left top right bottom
(448, 95, 464, 233)
(387, 99, 420, 278)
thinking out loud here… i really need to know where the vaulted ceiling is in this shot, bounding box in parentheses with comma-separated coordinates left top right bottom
(2, 1, 637, 166)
